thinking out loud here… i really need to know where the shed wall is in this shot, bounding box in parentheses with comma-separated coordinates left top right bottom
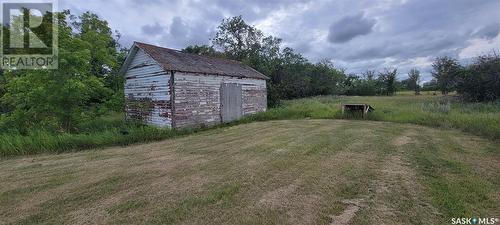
(173, 72, 267, 128)
(124, 49, 172, 127)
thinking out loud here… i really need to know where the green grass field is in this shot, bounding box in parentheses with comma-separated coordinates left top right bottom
(1, 120, 498, 224)
(250, 92, 500, 140)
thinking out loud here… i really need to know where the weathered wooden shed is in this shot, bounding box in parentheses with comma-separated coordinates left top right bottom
(121, 42, 269, 128)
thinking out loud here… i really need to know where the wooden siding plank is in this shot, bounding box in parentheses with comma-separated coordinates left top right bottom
(173, 72, 267, 128)
(124, 49, 172, 127)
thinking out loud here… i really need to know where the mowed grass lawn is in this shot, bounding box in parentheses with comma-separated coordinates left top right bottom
(254, 92, 500, 140)
(1, 120, 499, 225)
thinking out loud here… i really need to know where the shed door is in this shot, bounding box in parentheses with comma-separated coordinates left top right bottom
(221, 83, 243, 122)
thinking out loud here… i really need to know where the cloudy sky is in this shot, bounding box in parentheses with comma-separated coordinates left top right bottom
(60, 0, 500, 81)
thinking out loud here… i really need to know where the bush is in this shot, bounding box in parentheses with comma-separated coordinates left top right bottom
(457, 53, 500, 102)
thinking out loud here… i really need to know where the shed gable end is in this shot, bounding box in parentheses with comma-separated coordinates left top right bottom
(124, 48, 172, 127)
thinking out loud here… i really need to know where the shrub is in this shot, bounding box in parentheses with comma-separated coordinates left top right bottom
(457, 53, 500, 102)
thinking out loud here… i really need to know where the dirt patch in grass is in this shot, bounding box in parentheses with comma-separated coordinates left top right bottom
(392, 135, 412, 147)
(329, 199, 367, 225)
(259, 183, 299, 208)
(258, 181, 322, 225)
(68, 189, 136, 225)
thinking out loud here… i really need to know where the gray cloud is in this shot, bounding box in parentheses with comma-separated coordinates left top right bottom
(473, 23, 500, 40)
(157, 16, 215, 49)
(344, 33, 463, 61)
(169, 17, 187, 38)
(327, 13, 376, 43)
(141, 22, 165, 36)
(207, 0, 310, 21)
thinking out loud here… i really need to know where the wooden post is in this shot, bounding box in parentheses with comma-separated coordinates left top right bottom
(363, 104, 366, 119)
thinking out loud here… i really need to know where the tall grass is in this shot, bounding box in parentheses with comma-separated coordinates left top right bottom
(1, 92, 499, 156)
(0, 114, 205, 156)
(0, 125, 200, 156)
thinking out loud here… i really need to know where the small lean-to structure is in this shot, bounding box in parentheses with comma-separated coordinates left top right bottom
(341, 103, 375, 118)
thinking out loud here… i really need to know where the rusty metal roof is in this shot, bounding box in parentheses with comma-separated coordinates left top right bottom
(134, 42, 269, 80)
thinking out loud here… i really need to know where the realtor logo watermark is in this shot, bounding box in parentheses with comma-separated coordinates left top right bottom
(1, 0, 58, 69)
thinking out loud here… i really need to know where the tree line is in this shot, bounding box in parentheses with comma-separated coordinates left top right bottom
(183, 16, 416, 103)
(183, 16, 346, 106)
(426, 54, 500, 102)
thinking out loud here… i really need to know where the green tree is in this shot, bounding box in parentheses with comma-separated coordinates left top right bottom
(422, 79, 439, 92)
(71, 12, 124, 111)
(363, 70, 376, 81)
(0, 69, 8, 114)
(431, 56, 462, 95)
(213, 16, 263, 61)
(273, 48, 310, 100)
(307, 60, 344, 96)
(378, 69, 397, 96)
(1, 11, 116, 133)
(71, 12, 118, 77)
(351, 70, 378, 96)
(182, 45, 221, 57)
(407, 68, 421, 95)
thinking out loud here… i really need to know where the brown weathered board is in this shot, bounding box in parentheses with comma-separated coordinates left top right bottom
(221, 83, 243, 122)
(124, 48, 172, 127)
